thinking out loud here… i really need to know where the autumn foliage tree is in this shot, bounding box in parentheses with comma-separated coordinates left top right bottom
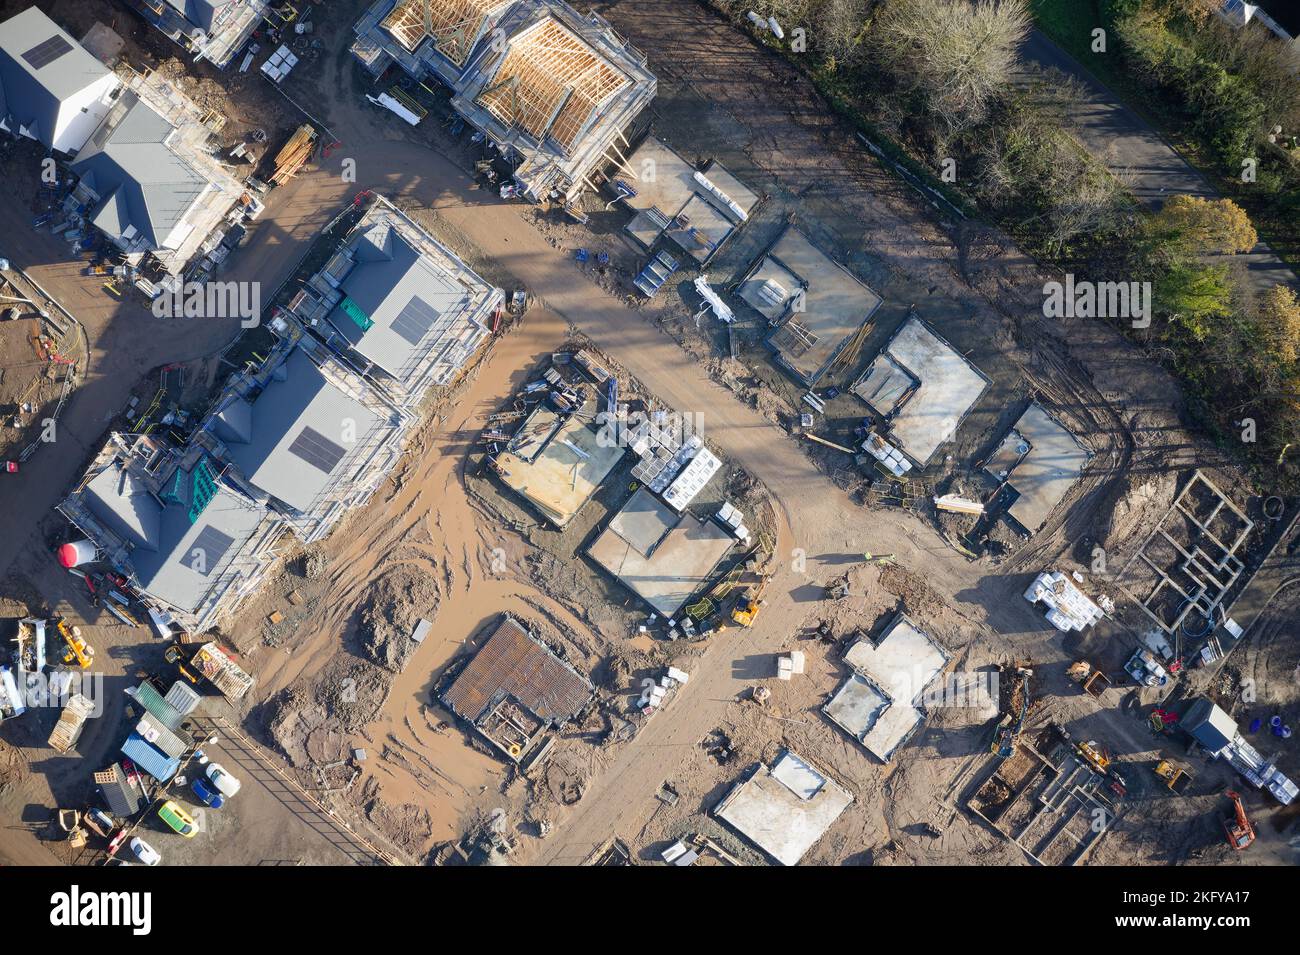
(1146, 195, 1257, 257)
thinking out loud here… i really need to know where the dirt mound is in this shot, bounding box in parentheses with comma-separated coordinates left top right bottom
(359, 777, 435, 859)
(356, 563, 441, 672)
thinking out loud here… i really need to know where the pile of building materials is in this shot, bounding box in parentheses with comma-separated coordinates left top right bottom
(47, 694, 96, 754)
(777, 651, 805, 681)
(1182, 698, 1297, 805)
(1023, 571, 1105, 632)
(639, 665, 690, 714)
(271, 124, 318, 185)
(0, 666, 24, 723)
(261, 44, 300, 84)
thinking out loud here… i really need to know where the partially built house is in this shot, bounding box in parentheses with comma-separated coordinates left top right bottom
(0, 6, 119, 154)
(58, 432, 286, 633)
(609, 135, 758, 266)
(493, 402, 625, 527)
(353, 0, 657, 202)
(738, 226, 883, 387)
(714, 750, 853, 866)
(1116, 470, 1254, 637)
(965, 726, 1120, 866)
(198, 335, 412, 544)
(284, 195, 503, 406)
(441, 614, 594, 762)
(70, 68, 250, 276)
(587, 487, 736, 619)
(822, 614, 950, 762)
(60, 323, 413, 631)
(851, 316, 989, 472)
(984, 403, 1089, 534)
(122, 0, 268, 70)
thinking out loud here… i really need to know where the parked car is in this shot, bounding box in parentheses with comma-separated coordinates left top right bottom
(129, 837, 161, 866)
(191, 777, 225, 809)
(157, 800, 196, 838)
(195, 752, 242, 798)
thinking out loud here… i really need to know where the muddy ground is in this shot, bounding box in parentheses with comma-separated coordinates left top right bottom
(233, 323, 779, 863)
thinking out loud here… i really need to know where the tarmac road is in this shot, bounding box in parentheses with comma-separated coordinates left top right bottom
(1018, 29, 1297, 300)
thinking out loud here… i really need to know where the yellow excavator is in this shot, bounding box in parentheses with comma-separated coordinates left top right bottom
(56, 619, 94, 669)
(719, 537, 775, 629)
(731, 576, 769, 627)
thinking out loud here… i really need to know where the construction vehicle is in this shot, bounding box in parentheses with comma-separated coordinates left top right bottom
(55, 619, 93, 669)
(731, 576, 769, 627)
(1154, 758, 1192, 794)
(164, 643, 202, 685)
(1067, 660, 1111, 699)
(1075, 738, 1129, 797)
(1077, 739, 1113, 773)
(991, 665, 1032, 758)
(708, 537, 775, 629)
(1223, 790, 1255, 850)
(826, 574, 851, 600)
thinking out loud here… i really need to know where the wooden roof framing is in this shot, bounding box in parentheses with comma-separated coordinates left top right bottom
(476, 17, 630, 153)
(381, 0, 508, 66)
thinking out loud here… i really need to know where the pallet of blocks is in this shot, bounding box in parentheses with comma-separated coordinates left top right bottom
(270, 123, 318, 186)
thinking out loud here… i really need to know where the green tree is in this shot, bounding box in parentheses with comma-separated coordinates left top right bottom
(1155, 260, 1234, 339)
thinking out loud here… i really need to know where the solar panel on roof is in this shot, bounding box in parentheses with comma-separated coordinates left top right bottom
(287, 425, 347, 474)
(390, 296, 440, 347)
(22, 35, 73, 70)
(184, 525, 235, 577)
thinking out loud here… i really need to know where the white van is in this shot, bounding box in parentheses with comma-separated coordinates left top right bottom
(206, 763, 242, 798)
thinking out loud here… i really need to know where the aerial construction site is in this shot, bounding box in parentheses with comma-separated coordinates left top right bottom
(0, 0, 1297, 910)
